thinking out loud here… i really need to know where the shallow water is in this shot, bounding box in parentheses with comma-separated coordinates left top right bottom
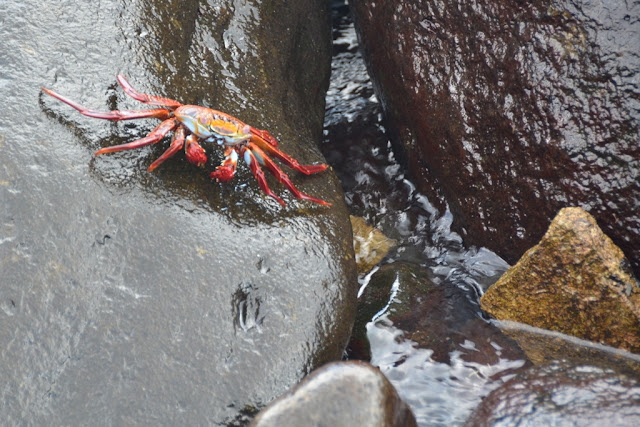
(368, 323, 526, 426)
(322, 2, 518, 424)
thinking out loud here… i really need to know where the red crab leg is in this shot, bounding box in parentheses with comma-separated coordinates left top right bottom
(95, 119, 177, 156)
(117, 75, 182, 109)
(249, 143, 331, 206)
(148, 126, 186, 171)
(42, 88, 172, 121)
(250, 128, 279, 147)
(249, 133, 329, 175)
(241, 146, 286, 206)
(210, 147, 239, 183)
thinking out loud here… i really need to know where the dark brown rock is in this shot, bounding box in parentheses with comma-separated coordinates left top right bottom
(251, 361, 416, 427)
(465, 360, 640, 427)
(482, 207, 640, 353)
(350, 0, 640, 276)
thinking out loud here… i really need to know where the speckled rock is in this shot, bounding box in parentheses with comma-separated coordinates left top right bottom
(482, 207, 640, 353)
(251, 361, 417, 427)
(350, 216, 396, 274)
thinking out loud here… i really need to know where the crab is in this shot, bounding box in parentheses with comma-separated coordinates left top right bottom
(42, 75, 331, 206)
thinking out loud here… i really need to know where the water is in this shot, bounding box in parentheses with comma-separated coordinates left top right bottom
(322, 2, 518, 424)
(369, 322, 526, 426)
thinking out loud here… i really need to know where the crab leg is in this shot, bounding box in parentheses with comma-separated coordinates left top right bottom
(241, 146, 286, 206)
(249, 144, 331, 206)
(116, 75, 182, 108)
(148, 126, 186, 171)
(95, 118, 177, 156)
(250, 128, 279, 147)
(210, 147, 239, 183)
(249, 133, 329, 175)
(42, 88, 172, 121)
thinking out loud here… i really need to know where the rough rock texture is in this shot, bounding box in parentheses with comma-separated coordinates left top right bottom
(0, 0, 357, 424)
(482, 207, 640, 353)
(250, 361, 417, 427)
(465, 361, 640, 427)
(350, 0, 640, 275)
(350, 216, 396, 274)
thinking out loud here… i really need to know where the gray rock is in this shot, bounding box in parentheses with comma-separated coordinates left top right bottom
(251, 361, 417, 427)
(0, 0, 356, 424)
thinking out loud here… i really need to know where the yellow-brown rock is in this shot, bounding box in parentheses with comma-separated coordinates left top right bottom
(481, 207, 640, 353)
(350, 216, 396, 274)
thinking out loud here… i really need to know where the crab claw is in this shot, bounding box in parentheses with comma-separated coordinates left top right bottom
(210, 164, 236, 182)
(185, 135, 207, 166)
(210, 147, 238, 182)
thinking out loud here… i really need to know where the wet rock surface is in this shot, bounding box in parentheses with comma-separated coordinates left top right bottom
(352, 262, 529, 366)
(350, 0, 640, 276)
(349, 262, 531, 425)
(251, 361, 417, 427)
(350, 216, 396, 274)
(495, 320, 640, 378)
(465, 360, 640, 427)
(0, 0, 356, 424)
(482, 207, 640, 353)
(322, 2, 640, 425)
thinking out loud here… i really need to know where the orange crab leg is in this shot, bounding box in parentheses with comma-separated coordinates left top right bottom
(241, 146, 286, 206)
(95, 119, 177, 156)
(249, 133, 329, 175)
(148, 126, 186, 171)
(249, 143, 331, 206)
(250, 128, 279, 147)
(116, 75, 182, 109)
(41, 88, 172, 121)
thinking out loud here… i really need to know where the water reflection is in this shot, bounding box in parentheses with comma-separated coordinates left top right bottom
(368, 322, 526, 426)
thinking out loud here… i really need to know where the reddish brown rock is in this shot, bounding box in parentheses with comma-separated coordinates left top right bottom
(350, 0, 640, 276)
(350, 262, 529, 366)
(481, 207, 640, 353)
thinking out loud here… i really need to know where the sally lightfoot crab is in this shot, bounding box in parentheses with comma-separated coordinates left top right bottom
(42, 75, 331, 206)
